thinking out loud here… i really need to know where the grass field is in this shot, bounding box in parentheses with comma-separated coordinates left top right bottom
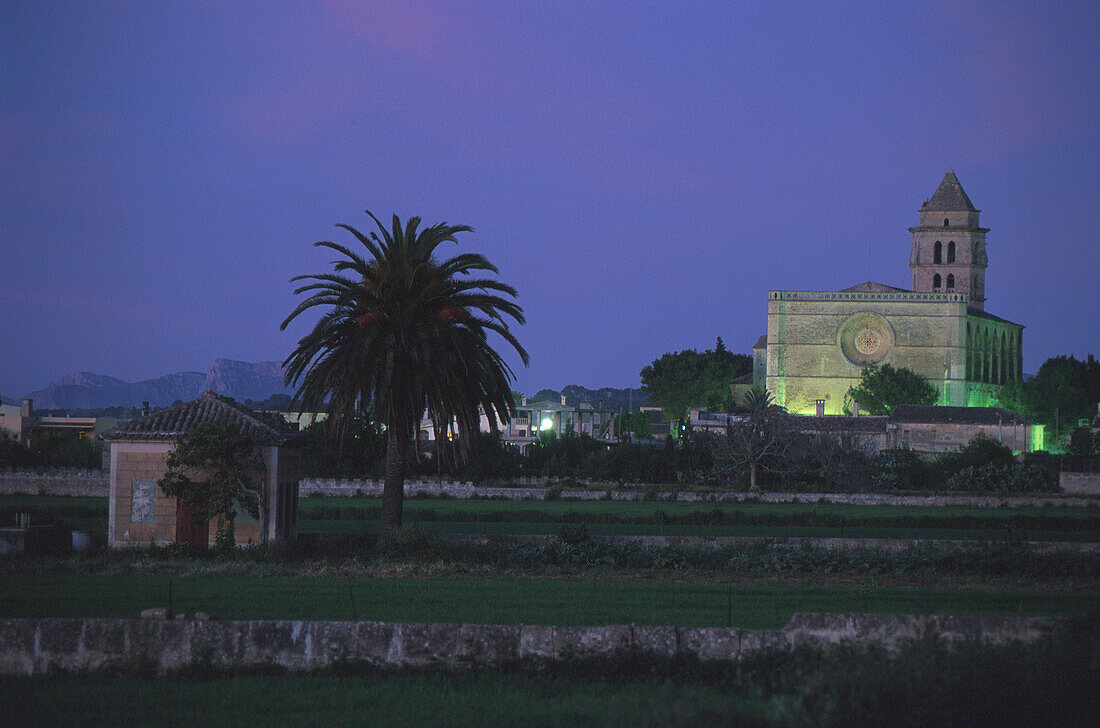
(5, 494, 1099, 544)
(1, 570, 1094, 628)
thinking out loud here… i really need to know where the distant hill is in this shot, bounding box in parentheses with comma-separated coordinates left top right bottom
(529, 385, 650, 411)
(22, 359, 294, 410)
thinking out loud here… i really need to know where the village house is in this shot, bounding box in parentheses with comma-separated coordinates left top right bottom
(101, 391, 305, 548)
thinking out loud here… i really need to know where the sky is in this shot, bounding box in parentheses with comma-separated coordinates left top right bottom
(2, 0, 1098, 400)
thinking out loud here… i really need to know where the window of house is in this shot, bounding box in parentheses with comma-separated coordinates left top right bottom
(947, 241, 956, 263)
(933, 273, 942, 289)
(933, 241, 942, 264)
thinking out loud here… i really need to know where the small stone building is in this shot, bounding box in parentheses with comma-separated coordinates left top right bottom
(887, 405, 1035, 453)
(102, 391, 305, 548)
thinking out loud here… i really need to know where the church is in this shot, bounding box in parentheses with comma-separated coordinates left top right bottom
(749, 172, 1024, 415)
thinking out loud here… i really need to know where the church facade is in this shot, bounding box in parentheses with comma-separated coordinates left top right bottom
(751, 172, 1023, 415)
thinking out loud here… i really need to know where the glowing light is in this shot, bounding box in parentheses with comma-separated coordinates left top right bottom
(1031, 424, 1045, 452)
(539, 417, 554, 432)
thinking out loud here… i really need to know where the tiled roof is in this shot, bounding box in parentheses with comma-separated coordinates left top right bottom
(790, 415, 889, 433)
(102, 391, 306, 444)
(890, 405, 1031, 426)
(922, 170, 976, 212)
(968, 308, 1024, 327)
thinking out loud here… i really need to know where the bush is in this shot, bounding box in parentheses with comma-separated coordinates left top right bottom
(555, 522, 590, 545)
(379, 526, 444, 560)
(869, 449, 929, 490)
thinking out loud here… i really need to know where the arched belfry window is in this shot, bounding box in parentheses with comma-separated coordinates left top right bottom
(946, 274, 955, 289)
(947, 241, 956, 263)
(944, 218, 950, 227)
(933, 273, 942, 289)
(933, 241, 942, 264)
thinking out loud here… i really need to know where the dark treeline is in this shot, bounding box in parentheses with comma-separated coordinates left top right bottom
(299, 423, 1076, 494)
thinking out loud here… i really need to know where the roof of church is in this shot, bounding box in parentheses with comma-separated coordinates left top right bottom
(890, 405, 1030, 426)
(922, 170, 976, 212)
(841, 281, 911, 293)
(753, 334, 768, 350)
(102, 390, 306, 444)
(968, 308, 1024, 327)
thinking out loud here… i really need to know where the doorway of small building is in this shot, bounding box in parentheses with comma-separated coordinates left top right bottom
(175, 498, 209, 547)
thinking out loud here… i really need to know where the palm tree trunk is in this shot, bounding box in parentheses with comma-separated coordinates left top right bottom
(378, 427, 406, 546)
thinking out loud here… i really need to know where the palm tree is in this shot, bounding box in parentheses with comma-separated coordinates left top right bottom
(281, 212, 528, 545)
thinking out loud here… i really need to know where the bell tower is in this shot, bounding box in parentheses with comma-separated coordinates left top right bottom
(908, 171, 988, 310)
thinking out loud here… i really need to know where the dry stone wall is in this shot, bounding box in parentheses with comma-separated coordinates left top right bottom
(1, 470, 1095, 507)
(1060, 472, 1100, 495)
(0, 613, 1061, 675)
(299, 478, 1097, 507)
(0, 469, 107, 496)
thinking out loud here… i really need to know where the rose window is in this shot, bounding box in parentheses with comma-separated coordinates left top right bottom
(855, 329, 879, 354)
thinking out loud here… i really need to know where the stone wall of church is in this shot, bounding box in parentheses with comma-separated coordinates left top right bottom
(765, 291, 970, 414)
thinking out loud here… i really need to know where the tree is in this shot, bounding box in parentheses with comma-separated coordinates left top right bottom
(718, 387, 790, 492)
(157, 423, 265, 549)
(281, 212, 528, 546)
(845, 364, 938, 415)
(1000, 355, 1100, 445)
(614, 409, 652, 440)
(640, 339, 752, 420)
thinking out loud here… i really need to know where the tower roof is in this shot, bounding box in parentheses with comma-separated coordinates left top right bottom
(921, 170, 976, 212)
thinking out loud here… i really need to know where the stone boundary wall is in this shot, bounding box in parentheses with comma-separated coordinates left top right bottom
(445, 533, 1097, 554)
(1060, 472, 1100, 496)
(300, 478, 1099, 508)
(0, 469, 107, 497)
(0, 613, 1061, 676)
(1, 470, 1096, 508)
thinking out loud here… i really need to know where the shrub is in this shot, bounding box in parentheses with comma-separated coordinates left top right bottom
(870, 449, 928, 490)
(555, 522, 590, 546)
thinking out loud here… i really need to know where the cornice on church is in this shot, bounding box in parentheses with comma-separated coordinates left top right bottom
(908, 226, 990, 234)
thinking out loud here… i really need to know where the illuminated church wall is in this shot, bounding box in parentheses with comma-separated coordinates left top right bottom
(757, 172, 1023, 416)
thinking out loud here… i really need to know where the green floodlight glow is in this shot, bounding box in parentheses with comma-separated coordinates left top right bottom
(539, 417, 554, 432)
(1031, 424, 1045, 452)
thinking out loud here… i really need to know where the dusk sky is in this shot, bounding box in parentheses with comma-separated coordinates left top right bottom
(3, 1, 1098, 401)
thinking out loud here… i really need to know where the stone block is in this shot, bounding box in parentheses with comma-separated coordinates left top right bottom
(518, 625, 556, 659)
(630, 625, 678, 657)
(454, 623, 520, 666)
(37, 618, 85, 655)
(679, 627, 741, 662)
(555, 625, 631, 658)
(342, 621, 395, 667)
(386, 622, 461, 668)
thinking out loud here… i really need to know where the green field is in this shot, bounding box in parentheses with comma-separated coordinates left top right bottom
(5, 494, 1099, 544)
(0, 571, 1094, 629)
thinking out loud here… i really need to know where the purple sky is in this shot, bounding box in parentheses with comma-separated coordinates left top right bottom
(3, 1, 1098, 400)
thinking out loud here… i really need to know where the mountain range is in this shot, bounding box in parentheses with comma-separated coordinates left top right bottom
(14, 359, 649, 413)
(20, 359, 294, 410)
